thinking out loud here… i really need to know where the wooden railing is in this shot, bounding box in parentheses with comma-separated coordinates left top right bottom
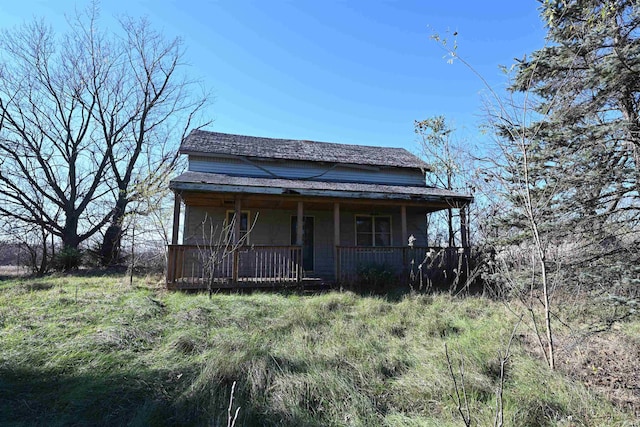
(167, 244, 302, 289)
(337, 246, 469, 284)
(167, 244, 469, 289)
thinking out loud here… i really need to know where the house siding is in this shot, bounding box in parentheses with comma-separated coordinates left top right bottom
(188, 156, 425, 187)
(338, 207, 427, 247)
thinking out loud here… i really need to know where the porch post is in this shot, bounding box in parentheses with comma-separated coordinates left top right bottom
(233, 197, 242, 283)
(401, 205, 407, 245)
(334, 202, 340, 280)
(296, 201, 304, 245)
(234, 197, 242, 244)
(460, 204, 469, 247)
(171, 192, 181, 245)
(296, 201, 304, 282)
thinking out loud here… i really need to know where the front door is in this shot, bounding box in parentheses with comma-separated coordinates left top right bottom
(291, 216, 314, 272)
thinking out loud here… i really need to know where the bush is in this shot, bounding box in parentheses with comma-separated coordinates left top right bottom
(356, 262, 397, 294)
(52, 247, 83, 271)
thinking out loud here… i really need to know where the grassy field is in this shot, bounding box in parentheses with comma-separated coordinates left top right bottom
(0, 274, 637, 426)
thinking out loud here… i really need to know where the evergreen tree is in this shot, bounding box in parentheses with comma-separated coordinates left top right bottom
(507, 0, 640, 283)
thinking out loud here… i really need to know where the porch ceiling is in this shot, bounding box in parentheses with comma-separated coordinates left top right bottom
(171, 171, 472, 210)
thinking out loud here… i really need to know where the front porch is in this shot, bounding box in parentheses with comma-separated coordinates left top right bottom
(166, 243, 469, 290)
(166, 172, 473, 291)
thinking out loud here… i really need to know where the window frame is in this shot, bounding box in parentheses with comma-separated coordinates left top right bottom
(354, 214, 392, 247)
(225, 210, 251, 244)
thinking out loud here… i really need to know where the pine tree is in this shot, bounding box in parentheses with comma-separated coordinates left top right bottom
(508, 0, 640, 285)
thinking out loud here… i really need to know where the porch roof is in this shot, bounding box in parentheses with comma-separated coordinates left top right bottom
(170, 171, 473, 205)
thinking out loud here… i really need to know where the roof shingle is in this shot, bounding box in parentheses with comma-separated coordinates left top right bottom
(181, 130, 429, 170)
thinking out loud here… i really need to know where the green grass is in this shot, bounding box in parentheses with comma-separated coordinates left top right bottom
(0, 275, 636, 426)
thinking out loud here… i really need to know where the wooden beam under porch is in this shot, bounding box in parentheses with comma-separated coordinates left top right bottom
(179, 191, 456, 212)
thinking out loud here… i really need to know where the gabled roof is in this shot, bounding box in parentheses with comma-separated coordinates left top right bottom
(181, 130, 429, 170)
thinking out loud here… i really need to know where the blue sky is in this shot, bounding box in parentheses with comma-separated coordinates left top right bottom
(0, 1, 547, 153)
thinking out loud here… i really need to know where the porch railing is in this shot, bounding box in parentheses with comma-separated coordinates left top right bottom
(336, 246, 469, 284)
(167, 244, 469, 289)
(167, 244, 302, 289)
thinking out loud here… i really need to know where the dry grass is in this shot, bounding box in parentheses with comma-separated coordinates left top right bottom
(0, 273, 637, 426)
(0, 264, 29, 277)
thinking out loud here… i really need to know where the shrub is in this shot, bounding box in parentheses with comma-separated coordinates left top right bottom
(52, 247, 83, 271)
(356, 262, 396, 294)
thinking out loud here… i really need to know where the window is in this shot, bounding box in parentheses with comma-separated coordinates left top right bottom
(226, 210, 250, 243)
(355, 215, 391, 247)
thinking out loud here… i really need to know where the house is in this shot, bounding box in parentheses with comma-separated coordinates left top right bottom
(167, 130, 473, 290)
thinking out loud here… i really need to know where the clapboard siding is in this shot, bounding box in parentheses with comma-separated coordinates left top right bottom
(185, 205, 428, 247)
(183, 206, 336, 277)
(338, 208, 427, 247)
(188, 156, 425, 186)
(183, 205, 428, 279)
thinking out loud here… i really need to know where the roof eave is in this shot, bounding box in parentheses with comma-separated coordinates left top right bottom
(170, 181, 472, 205)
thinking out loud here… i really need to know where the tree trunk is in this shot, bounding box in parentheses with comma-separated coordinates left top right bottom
(541, 256, 555, 370)
(58, 214, 82, 271)
(447, 173, 455, 247)
(61, 214, 81, 250)
(37, 227, 48, 277)
(448, 208, 455, 247)
(99, 195, 128, 266)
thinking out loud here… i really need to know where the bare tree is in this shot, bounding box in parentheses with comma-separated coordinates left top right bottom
(430, 31, 563, 369)
(95, 13, 208, 265)
(198, 212, 258, 296)
(0, 218, 52, 276)
(0, 14, 110, 256)
(485, 99, 561, 370)
(0, 1, 208, 269)
(415, 116, 466, 247)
